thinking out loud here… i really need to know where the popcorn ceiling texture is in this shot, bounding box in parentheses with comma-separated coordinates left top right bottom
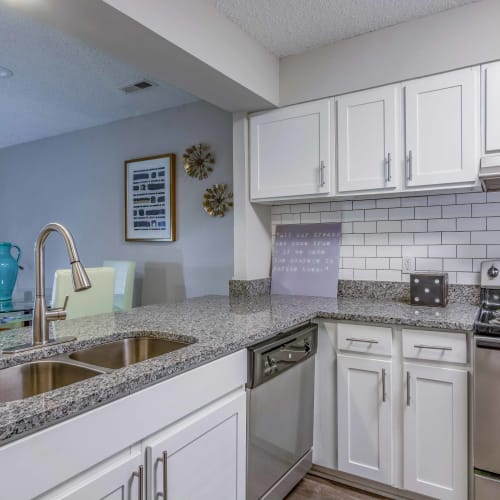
(272, 192, 500, 286)
(211, 0, 477, 56)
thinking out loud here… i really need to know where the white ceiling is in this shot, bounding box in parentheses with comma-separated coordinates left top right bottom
(0, 4, 197, 149)
(211, 0, 480, 57)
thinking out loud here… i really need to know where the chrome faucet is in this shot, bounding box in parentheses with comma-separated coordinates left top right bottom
(4, 223, 91, 353)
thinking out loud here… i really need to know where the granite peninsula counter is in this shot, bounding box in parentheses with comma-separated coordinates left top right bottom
(0, 294, 478, 444)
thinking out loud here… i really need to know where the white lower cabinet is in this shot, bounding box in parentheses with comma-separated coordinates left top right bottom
(5, 352, 248, 500)
(143, 390, 246, 500)
(330, 323, 469, 500)
(39, 448, 144, 500)
(38, 390, 246, 500)
(337, 354, 393, 484)
(403, 362, 468, 500)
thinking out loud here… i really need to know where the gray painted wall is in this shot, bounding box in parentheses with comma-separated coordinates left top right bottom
(280, 0, 500, 105)
(0, 100, 234, 304)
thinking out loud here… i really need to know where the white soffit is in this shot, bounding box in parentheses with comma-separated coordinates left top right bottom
(0, 4, 197, 149)
(210, 0, 480, 57)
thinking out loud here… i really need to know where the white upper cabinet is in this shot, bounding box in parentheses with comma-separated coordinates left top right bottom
(337, 85, 399, 193)
(404, 67, 480, 188)
(250, 99, 331, 200)
(248, 64, 484, 202)
(482, 61, 500, 154)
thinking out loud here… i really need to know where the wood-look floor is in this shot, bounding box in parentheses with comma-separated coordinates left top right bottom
(286, 474, 388, 500)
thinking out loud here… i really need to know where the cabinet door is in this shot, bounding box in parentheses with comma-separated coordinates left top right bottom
(144, 391, 246, 500)
(250, 99, 331, 199)
(337, 86, 399, 193)
(482, 62, 500, 154)
(38, 448, 144, 500)
(403, 363, 467, 500)
(337, 354, 393, 484)
(404, 67, 479, 188)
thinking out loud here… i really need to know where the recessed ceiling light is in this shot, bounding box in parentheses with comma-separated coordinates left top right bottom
(0, 66, 13, 79)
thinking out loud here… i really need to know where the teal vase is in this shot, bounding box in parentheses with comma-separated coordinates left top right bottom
(0, 242, 21, 302)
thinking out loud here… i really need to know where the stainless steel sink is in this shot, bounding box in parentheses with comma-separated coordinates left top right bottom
(0, 360, 104, 403)
(68, 336, 191, 369)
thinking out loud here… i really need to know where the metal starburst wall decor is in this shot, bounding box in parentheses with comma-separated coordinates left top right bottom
(203, 184, 233, 217)
(183, 143, 215, 180)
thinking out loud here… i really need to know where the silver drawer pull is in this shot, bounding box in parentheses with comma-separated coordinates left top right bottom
(414, 344, 452, 351)
(345, 338, 379, 344)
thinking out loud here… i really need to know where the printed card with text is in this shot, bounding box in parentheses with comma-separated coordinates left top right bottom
(271, 223, 341, 297)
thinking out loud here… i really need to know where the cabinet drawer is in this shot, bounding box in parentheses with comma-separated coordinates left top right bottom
(338, 323, 392, 356)
(402, 329, 467, 364)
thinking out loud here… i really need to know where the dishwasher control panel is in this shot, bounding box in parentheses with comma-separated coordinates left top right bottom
(247, 323, 317, 388)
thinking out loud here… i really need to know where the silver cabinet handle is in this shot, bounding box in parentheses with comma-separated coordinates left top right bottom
(319, 161, 326, 187)
(414, 344, 452, 351)
(158, 451, 168, 500)
(132, 465, 144, 500)
(382, 368, 387, 403)
(406, 371, 411, 406)
(163, 450, 168, 500)
(345, 338, 379, 344)
(152, 450, 168, 499)
(386, 153, 392, 182)
(407, 150, 413, 181)
(145, 446, 152, 500)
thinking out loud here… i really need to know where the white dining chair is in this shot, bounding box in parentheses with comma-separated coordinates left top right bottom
(103, 260, 136, 311)
(51, 267, 115, 319)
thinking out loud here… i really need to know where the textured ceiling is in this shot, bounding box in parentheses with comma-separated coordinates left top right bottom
(0, 4, 197, 149)
(211, 0, 480, 57)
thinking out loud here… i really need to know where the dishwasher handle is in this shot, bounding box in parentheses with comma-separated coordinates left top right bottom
(273, 343, 311, 364)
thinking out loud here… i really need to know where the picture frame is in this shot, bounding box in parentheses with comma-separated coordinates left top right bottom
(124, 153, 176, 242)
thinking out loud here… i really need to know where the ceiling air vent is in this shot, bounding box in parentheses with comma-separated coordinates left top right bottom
(121, 79, 157, 94)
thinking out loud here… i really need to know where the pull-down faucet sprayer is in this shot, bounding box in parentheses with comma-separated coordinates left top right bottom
(4, 223, 91, 353)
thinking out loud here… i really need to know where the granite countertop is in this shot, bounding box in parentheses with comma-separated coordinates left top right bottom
(0, 295, 478, 445)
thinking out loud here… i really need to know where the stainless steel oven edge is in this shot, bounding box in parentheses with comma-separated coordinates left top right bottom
(474, 335, 500, 499)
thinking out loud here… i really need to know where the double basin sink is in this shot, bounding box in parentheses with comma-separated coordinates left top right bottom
(0, 336, 191, 403)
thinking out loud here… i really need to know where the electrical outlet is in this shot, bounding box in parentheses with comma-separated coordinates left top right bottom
(402, 256, 415, 273)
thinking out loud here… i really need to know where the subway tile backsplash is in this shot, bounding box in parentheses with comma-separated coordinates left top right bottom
(271, 192, 500, 285)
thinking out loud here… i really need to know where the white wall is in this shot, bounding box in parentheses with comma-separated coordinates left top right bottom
(232, 113, 272, 280)
(0, 101, 234, 304)
(280, 0, 500, 105)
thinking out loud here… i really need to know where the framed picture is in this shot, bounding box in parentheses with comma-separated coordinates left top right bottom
(124, 153, 176, 241)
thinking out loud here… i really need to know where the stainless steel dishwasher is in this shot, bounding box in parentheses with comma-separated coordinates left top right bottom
(247, 323, 317, 500)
